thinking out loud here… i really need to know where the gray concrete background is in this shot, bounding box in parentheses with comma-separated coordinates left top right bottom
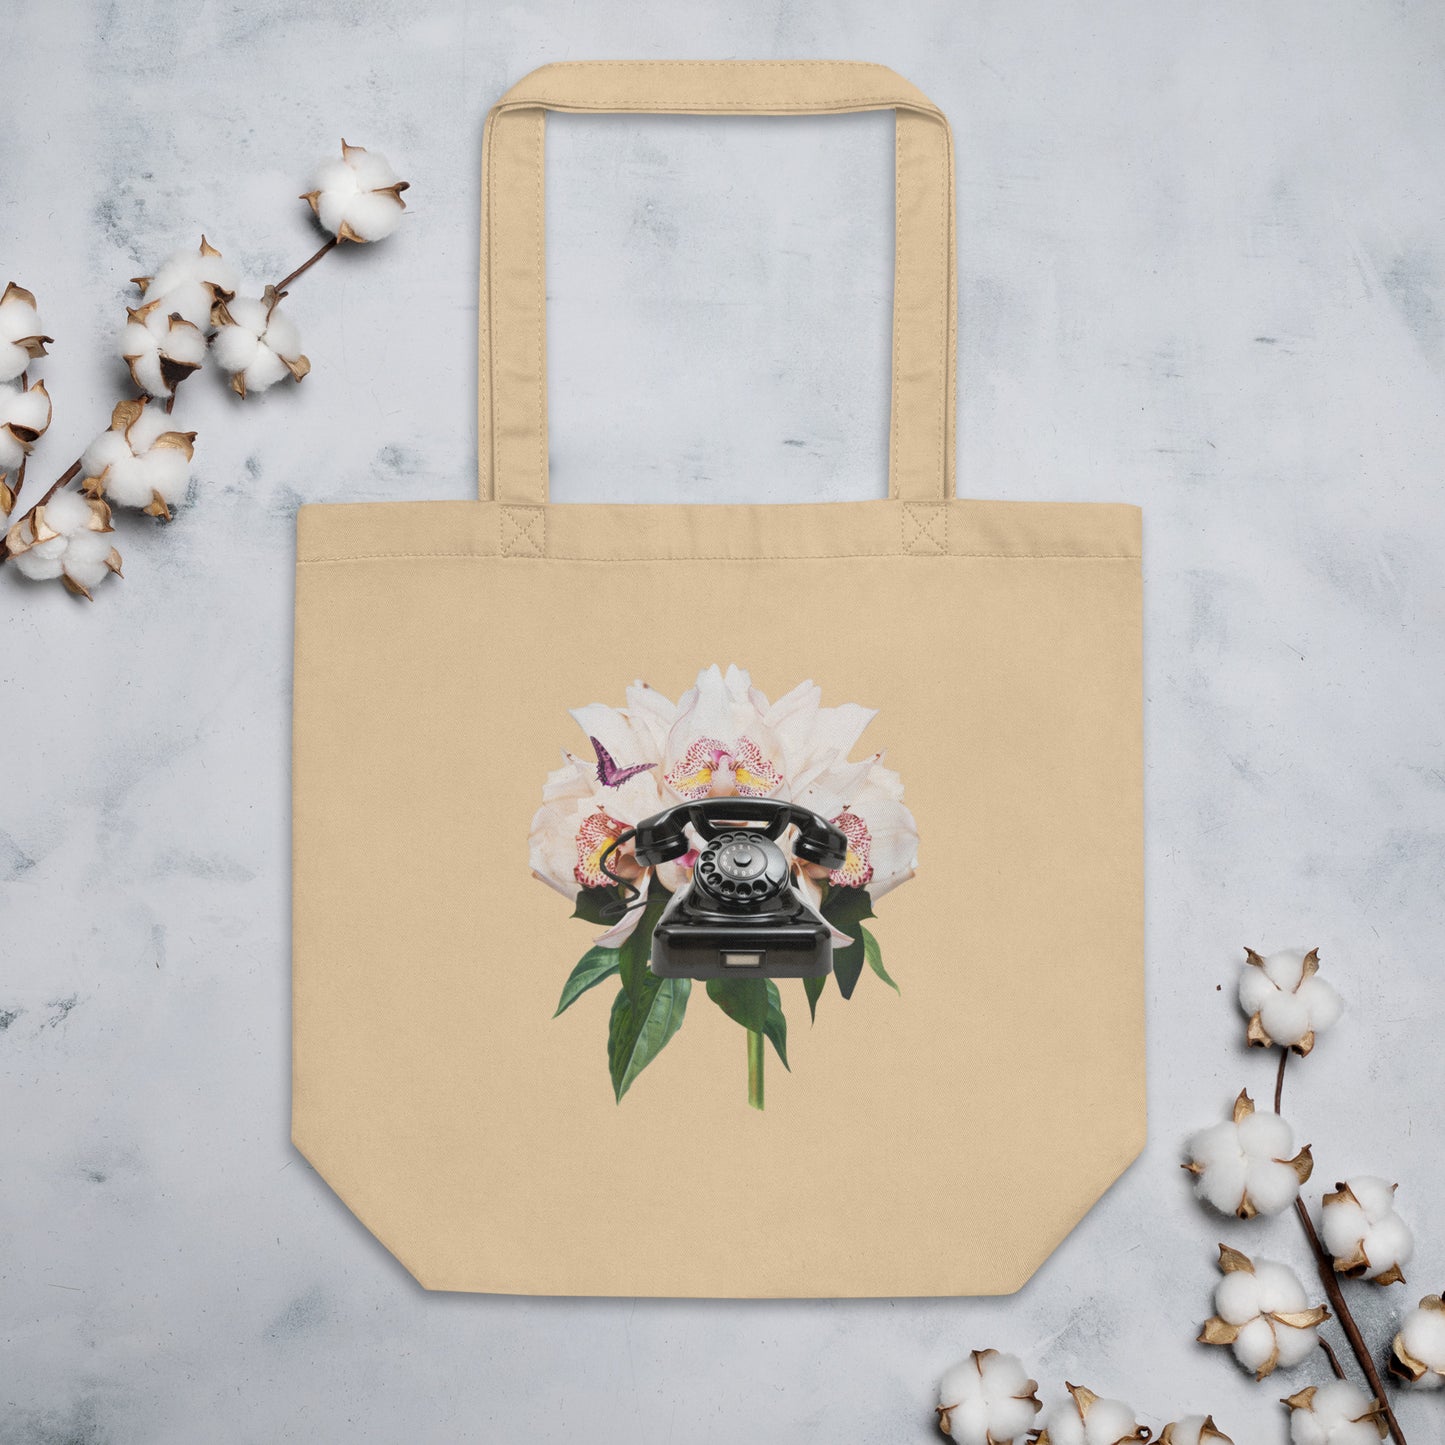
(4, 2, 1444, 1441)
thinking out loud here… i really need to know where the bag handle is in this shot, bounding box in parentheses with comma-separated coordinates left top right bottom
(479, 61, 956, 507)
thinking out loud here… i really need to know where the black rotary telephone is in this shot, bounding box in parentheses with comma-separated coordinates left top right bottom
(610, 798, 847, 981)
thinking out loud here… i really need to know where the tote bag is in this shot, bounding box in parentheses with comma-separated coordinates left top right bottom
(292, 61, 1144, 1297)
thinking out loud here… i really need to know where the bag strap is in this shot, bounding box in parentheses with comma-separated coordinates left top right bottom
(479, 61, 956, 507)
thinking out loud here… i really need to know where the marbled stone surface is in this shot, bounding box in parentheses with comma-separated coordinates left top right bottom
(4, 2, 1444, 1441)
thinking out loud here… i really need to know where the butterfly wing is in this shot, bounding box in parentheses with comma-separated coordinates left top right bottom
(591, 736, 654, 788)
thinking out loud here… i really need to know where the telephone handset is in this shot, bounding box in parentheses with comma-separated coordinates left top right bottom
(618, 798, 847, 981)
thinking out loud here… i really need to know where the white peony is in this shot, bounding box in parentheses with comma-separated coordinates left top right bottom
(529, 667, 920, 957)
(1184, 1090, 1313, 1218)
(1320, 1177, 1412, 1284)
(302, 141, 410, 243)
(0, 378, 52, 475)
(1159, 1420, 1231, 1445)
(1391, 1293, 1445, 1388)
(80, 397, 195, 519)
(935, 1349, 1041, 1444)
(4, 489, 122, 597)
(1240, 947, 1342, 1055)
(119, 301, 206, 399)
(0, 281, 51, 381)
(1198, 1245, 1327, 1380)
(1283, 1382, 1387, 1444)
(1034, 1383, 1149, 1445)
(211, 291, 310, 397)
(132, 236, 238, 330)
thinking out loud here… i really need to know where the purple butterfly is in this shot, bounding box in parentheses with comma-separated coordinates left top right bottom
(591, 736, 656, 788)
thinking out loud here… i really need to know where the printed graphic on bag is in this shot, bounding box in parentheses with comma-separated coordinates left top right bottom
(528, 665, 919, 1109)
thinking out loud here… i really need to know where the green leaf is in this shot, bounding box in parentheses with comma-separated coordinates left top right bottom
(762, 980, 789, 1070)
(804, 972, 827, 1022)
(607, 976, 691, 1102)
(706, 976, 769, 1033)
(708, 978, 789, 1071)
(553, 946, 621, 1017)
(823, 887, 875, 1000)
(861, 925, 899, 993)
(618, 884, 672, 1003)
(571, 889, 616, 926)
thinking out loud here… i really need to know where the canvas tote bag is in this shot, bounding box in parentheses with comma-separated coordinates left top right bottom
(292, 60, 1144, 1297)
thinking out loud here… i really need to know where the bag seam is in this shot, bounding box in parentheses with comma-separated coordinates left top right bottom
(297, 551, 1140, 564)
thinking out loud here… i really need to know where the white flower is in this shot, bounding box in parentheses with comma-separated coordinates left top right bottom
(302, 140, 410, 243)
(119, 301, 206, 399)
(528, 749, 671, 947)
(0, 282, 52, 381)
(531, 667, 920, 955)
(1390, 1293, 1445, 1388)
(0, 378, 52, 476)
(1159, 1420, 1232, 1445)
(1198, 1245, 1328, 1381)
(80, 397, 196, 520)
(1033, 1383, 1149, 1445)
(4, 489, 122, 598)
(1184, 1090, 1313, 1218)
(132, 236, 238, 330)
(934, 1349, 1041, 1444)
(1283, 1382, 1387, 1444)
(211, 289, 310, 397)
(1239, 947, 1342, 1055)
(1320, 1177, 1412, 1284)
(660, 665, 919, 894)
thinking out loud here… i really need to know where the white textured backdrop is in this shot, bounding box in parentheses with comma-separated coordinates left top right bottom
(4, 2, 1445, 1442)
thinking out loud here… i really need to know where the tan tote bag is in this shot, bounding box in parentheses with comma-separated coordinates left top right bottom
(292, 60, 1144, 1297)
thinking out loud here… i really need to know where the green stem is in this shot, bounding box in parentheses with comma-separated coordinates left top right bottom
(747, 1029, 764, 1110)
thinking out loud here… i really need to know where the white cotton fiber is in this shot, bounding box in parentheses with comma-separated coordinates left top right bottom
(0, 290, 46, 380)
(1322, 1176, 1412, 1279)
(1239, 946, 1343, 1049)
(211, 295, 305, 394)
(145, 243, 238, 329)
(1401, 1304, 1445, 1380)
(308, 144, 407, 241)
(42, 488, 93, 534)
(937, 1352, 1039, 1445)
(1080, 1397, 1139, 1443)
(1288, 1381, 1376, 1445)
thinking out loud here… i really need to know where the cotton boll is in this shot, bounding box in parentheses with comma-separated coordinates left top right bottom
(1184, 1092, 1311, 1218)
(1285, 1381, 1386, 1444)
(0, 378, 52, 471)
(60, 528, 121, 589)
(936, 1350, 1041, 1444)
(211, 292, 309, 397)
(1201, 1247, 1326, 1381)
(1240, 947, 1342, 1054)
(302, 141, 409, 243)
(1391, 1294, 1445, 1387)
(1034, 1385, 1146, 1445)
(1322, 1177, 1413, 1282)
(1159, 1418, 1234, 1445)
(138, 237, 238, 329)
(0, 282, 52, 381)
(119, 304, 206, 398)
(3, 489, 121, 596)
(79, 398, 196, 518)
